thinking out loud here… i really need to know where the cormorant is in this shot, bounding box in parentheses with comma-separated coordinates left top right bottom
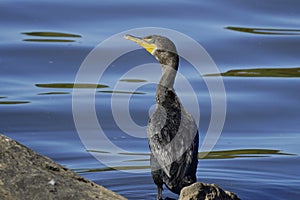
(124, 34, 199, 200)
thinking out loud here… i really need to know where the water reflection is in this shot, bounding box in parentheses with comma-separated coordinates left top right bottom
(0, 94, 30, 105)
(0, 101, 30, 105)
(22, 32, 81, 38)
(35, 82, 146, 95)
(119, 79, 147, 83)
(23, 39, 76, 42)
(35, 83, 109, 89)
(199, 149, 296, 159)
(22, 31, 81, 43)
(98, 90, 145, 95)
(226, 26, 300, 35)
(80, 148, 295, 173)
(77, 165, 150, 173)
(207, 67, 300, 77)
(38, 92, 70, 95)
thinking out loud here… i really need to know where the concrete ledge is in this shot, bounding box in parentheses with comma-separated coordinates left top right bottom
(0, 134, 127, 200)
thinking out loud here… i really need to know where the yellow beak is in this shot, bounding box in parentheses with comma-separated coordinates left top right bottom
(124, 34, 156, 54)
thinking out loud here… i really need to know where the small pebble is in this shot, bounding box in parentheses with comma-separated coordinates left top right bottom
(48, 179, 56, 186)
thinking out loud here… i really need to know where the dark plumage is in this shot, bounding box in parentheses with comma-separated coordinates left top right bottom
(125, 34, 199, 200)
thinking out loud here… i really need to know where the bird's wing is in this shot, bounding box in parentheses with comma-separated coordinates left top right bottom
(147, 109, 198, 179)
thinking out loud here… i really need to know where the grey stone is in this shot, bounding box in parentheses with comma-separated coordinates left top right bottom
(0, 134, 127, 200)
(179, 182, 240, 200)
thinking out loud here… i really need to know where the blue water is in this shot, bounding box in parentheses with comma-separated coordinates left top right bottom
(1, 0, 300, 199)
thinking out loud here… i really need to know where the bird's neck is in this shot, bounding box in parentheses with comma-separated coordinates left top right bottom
(158, 65, 177, 89)
(156, 65, 177, 104)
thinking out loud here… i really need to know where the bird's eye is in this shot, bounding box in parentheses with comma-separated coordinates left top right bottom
(144, 36, 155, 43)
(150, 38, 155, 43)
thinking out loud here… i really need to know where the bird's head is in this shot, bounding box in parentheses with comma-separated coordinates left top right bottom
(124, 34, 178, 70)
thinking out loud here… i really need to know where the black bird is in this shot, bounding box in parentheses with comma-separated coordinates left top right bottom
(124, 34, 199, 200)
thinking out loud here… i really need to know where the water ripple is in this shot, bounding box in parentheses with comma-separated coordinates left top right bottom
(82, 148, 295, 173)
(226, 26, 300, 35)
(206, 67, 300, 78)
(35, 83, 109, 89)
(22, 31, 82, 43)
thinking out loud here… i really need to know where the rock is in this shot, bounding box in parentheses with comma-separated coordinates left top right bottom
(179, 182, 240, 200)
(0, 134, 127, 200)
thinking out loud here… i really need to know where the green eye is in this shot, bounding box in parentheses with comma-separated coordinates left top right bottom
(144, 36, 155, 43)
(150, 38, 155, 43)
